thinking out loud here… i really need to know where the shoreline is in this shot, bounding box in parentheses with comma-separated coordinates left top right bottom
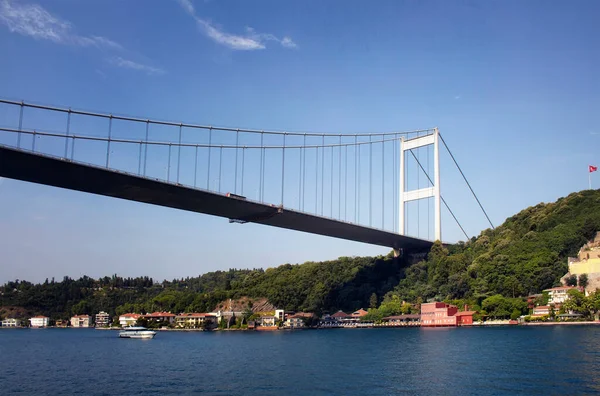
(4, 320, 600, 331)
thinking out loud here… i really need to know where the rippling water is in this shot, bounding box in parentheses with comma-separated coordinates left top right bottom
(1, 326, 599, 395)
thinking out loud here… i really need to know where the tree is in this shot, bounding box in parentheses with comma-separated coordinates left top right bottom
(563, 289, 591, 318)
(565, 275, 578, 287)
(369, 293, 378, 309)
(510, 309, 521, 320)
(578, 274, 589, 289)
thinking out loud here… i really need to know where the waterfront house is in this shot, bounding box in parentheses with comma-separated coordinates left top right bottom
(70, 315, 92, 328)
(95, 311, 110, 327)
(455, 311, 476, 326)
(143, 312, 176, 325)
(175, 313, 217, 329)
(1, 318, 21, 327)
(344, 309, 369, 324)
(259, 315, 276, 328)
(532, 306, 550, 316)
(119, 313, 142, 327)
(285, 312, 315, 328)
(331, 311, 351, 323)
(351, 308, 369, 318)
(285, 314, 306, 328)
(29, 316, 49, 328)
(544, 286, 582, 305)
(420, 302, 458, 327)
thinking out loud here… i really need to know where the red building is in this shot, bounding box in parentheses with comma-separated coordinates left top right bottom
(455, 311, 476, 326)
(420, 303, 475, 327)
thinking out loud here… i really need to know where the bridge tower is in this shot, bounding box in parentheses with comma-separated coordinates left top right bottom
(399, 127, 441, 242)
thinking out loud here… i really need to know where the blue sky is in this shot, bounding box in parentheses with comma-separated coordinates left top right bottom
(0, 0, 599, 284)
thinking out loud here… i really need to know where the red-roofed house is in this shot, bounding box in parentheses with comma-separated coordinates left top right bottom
(284, 312, 315, 328)
(331, 311, 351, 322)
(455, 311, 476, 326)
(351, 309, 369, 318)
(144, 312, 176, 324)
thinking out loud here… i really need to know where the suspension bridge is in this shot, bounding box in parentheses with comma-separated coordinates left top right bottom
(0, 99, 493, 255)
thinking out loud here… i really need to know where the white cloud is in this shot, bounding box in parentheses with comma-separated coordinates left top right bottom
(0, 0, 164, 75)
(177, 0, 296, 51)
(0, 0, 121, 50)
(281, 36, 297, 48)
(109, 57, 165, 76)
(178, 0, 195, 16)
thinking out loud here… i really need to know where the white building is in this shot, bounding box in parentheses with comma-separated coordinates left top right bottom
(95, 311, 110, 327)
(275, 309, 285, 322)
(29, 316, 49, 328)
(119, 313, 141, 327)
(544, 286, 580, 305)
(70, 315, 92, 328)
(1, 318, 21, 327)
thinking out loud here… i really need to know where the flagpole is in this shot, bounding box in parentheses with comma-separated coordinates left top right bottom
(591, 171, 593, 190)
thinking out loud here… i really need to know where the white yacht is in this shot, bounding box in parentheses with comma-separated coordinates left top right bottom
(119, 326, 157, 339)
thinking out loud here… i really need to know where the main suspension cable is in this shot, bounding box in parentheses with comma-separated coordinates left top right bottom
(439, 133, 495, 230)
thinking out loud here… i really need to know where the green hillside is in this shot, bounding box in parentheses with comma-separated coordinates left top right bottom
(392, 189, 600, 302)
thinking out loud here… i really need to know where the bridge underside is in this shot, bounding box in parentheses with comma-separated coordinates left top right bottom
(0, 146, 433, 251)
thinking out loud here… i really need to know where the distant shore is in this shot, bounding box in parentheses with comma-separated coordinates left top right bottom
(520, 321, 600, 326)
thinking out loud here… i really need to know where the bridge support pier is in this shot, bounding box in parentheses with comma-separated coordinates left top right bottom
(393, 248, 402, 258)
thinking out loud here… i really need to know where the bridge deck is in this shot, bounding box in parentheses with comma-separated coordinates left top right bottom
(0, 146, 433, 251)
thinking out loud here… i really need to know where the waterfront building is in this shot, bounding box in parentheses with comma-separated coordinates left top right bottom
(259, 315, 276, 327)
(284, 312, 315, 328)
(175, 313, 217, 329)
(420, 302, 458, 327)
(331, 311, 351, 323)
(455, 310, 476, 326)
(70, 315, 92, 328)
(143, 312, 176, 325)
(119, 313, 142, 327)
(532, 306, 550, 316)
(95, 311, 110, 327)
(1, 318, 21, 327)
(381, 315, 421, 326)
(351, 309, 369, 319)
(29, 316, 49, 328)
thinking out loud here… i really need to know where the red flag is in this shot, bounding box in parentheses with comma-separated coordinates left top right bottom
(591, 165, 598, 173)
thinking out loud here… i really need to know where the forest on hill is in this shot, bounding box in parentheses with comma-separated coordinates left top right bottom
(1, 189, 599, 320)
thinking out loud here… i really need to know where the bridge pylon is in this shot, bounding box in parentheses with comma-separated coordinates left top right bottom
(399, 127, 441, 242)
